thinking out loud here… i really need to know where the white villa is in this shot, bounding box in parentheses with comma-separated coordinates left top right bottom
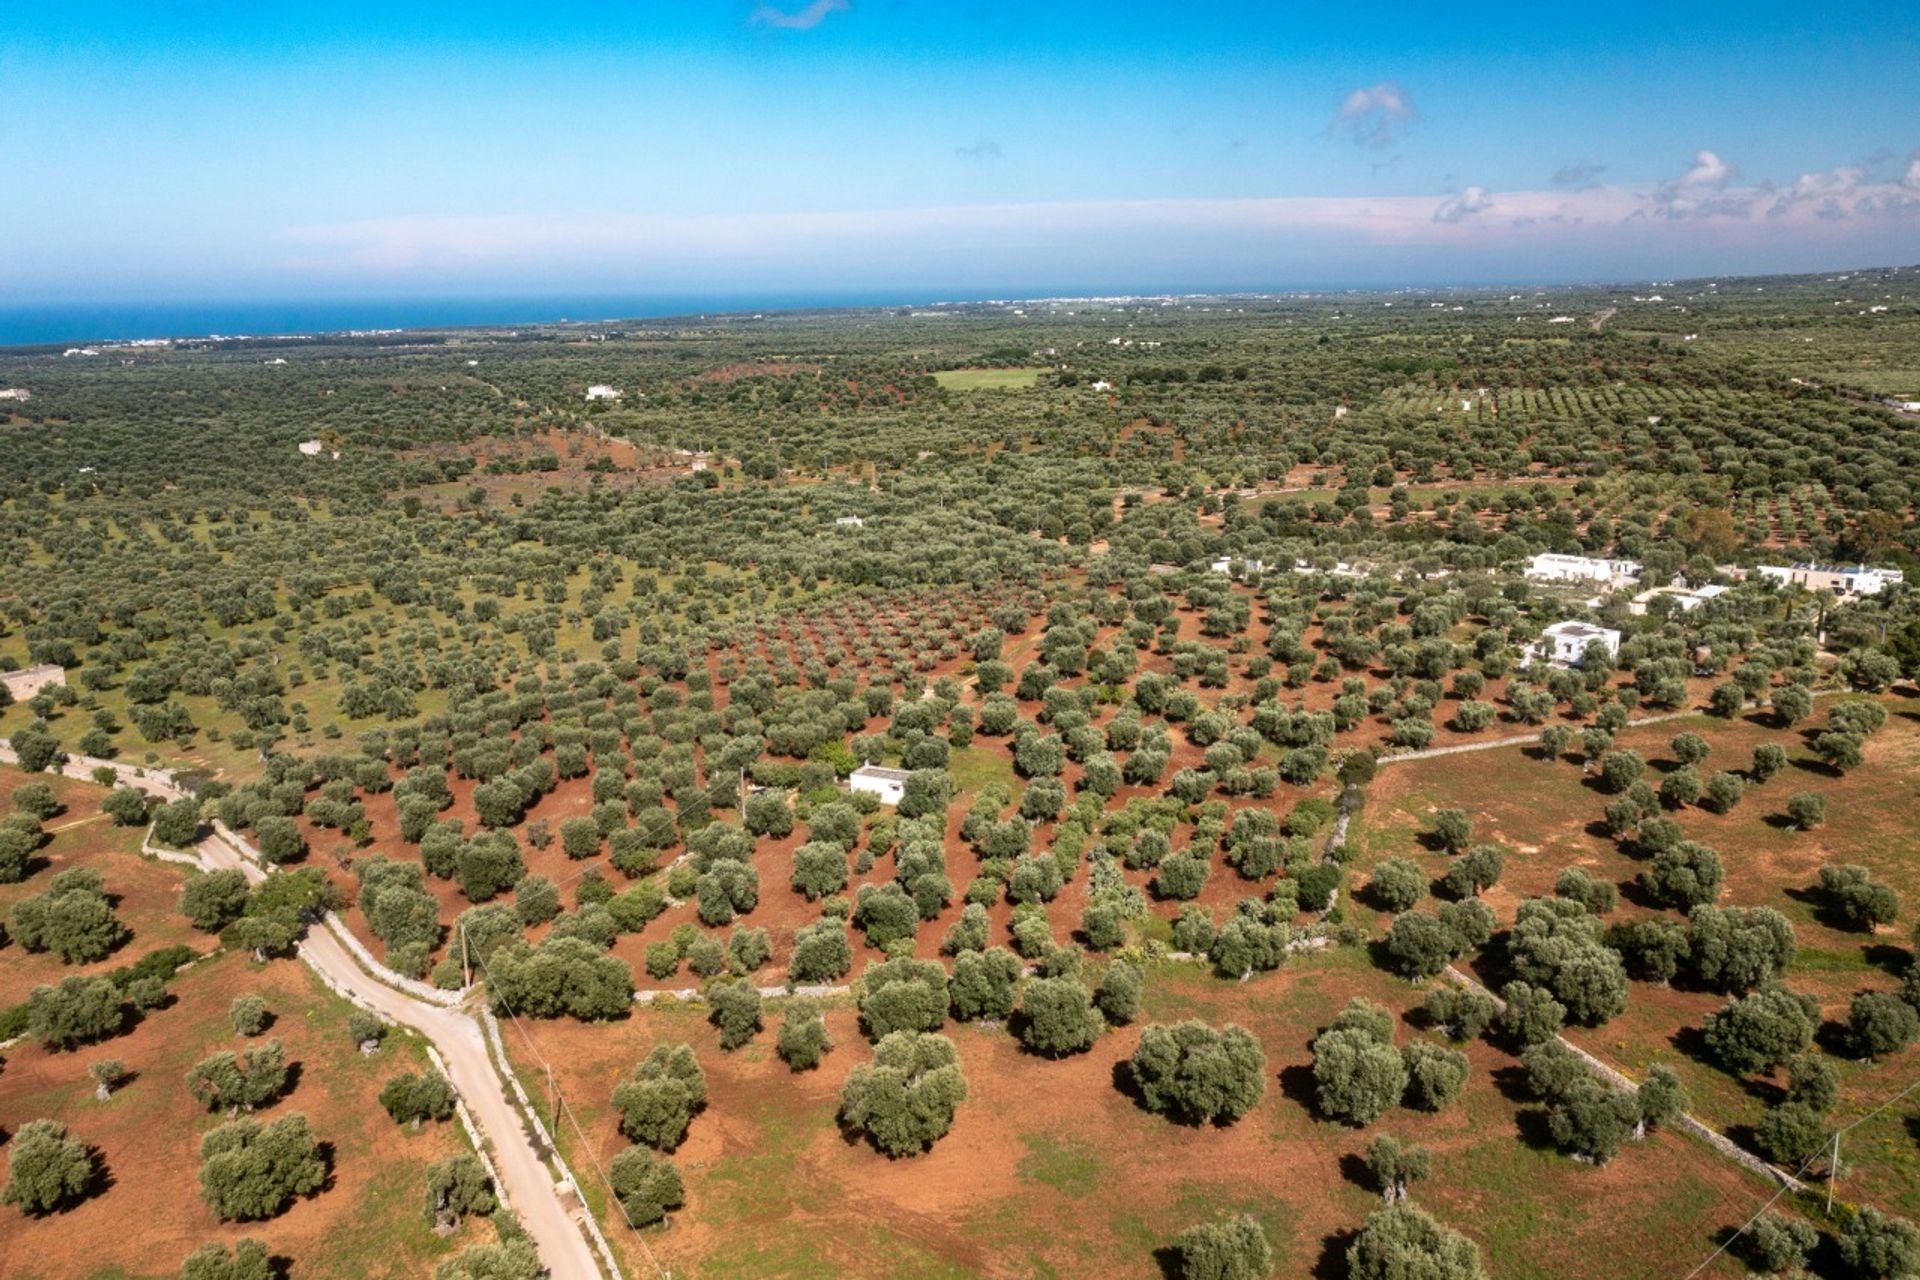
(1524, 553, 1644, 587)
(1756, 563, 1903, 597)
(1527, 621, 1622, 669)
(849, 764, 912, 806)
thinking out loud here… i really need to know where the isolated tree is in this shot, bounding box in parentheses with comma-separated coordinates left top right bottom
(230, 994, 270, 1037)
(1846, 990, 1919, 1060)
(608, 1144, 684, 1228)
(777, 999, 832, 1070)
(1369, 857, 1427, 913)
(1347, 1204, 1487, 1280)
(1172, 1214, 1272, 1280)
(181, 870, 251, 933)
(380, 1071, 456, 1126)
(1440, 845, 1503, 900)
(1127, 1020, 1267, 1126)
(1754, 1100, 1827, 1167)
(1737, 1211, 1818, 1276)
(838, 1030, 969, 1157)
(179, 1239, 274, 1280)
(1017, 976, 1104, 1057)
(197, 1113, 327, 1221)
(1705, 987, 1819, 1076)
(1312, 1002, 1407, 1127)
(708, 982, 764, 1051)
(12, 868, 127, 964)
(102, 786, 151, 827)
(2, 1119, 96, 1215)
(1428, 809, 1472, 853)
(1820, 864, 1899, 931)
(613, 1043, 707, 1151)
(1785, 792, 1826, 830)
(1364, 1135, 1431, 1202)
(424, 1154, 496, 1228)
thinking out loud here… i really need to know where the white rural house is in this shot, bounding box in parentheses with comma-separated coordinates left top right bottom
(1524, 553, 1644, 587)
(584, 384, 623, 402)
(1528, 621, 1621, 669)
(1628, 583, 1730, 616)
(0, 388, 30, 401)
(834, 515, 866, 529)
(297, 439, 340, 459)
(1756, 563, 1903, 597)
(849, 764, 911, 806)
(1209, 556, 1269, 576)
(0, 663, 66, 702)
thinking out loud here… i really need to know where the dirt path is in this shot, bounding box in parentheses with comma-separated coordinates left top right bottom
(0, 742, 617, 1280)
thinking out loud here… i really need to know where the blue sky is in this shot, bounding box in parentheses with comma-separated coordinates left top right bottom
(4, 0, 1918, 302)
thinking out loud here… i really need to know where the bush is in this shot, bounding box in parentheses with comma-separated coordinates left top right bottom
(839, 1031, 968, 1157)
(1094, 961, 1142, 1025)
(1369, 857, 1426, 912)
(1127, 1020, 1267, 1125)
(197, 1113, 327, 1221)
(27, 975, 125, 1049)
(608, 1144, 684, 1228)
(1820, 864, 1899, 931)
(424, 1154, 496, 1227)
(187, 1041, 291, 1114)
(612, 1043, 707, 1151)
(483, 937, 633, 1020)
(179, 1239, 274, 1280)
(1173, 1214, 1272, 1280)
(1, 1118, 96, 1215)
(434, 1240, 541, 1280)
(1846, 990, 1919, 1059)
(950, 946, 1021, 1022)
(859, 956, 950, 1039)
(230, 994, 270, 1036)
(1423, 987, 1494, 1041)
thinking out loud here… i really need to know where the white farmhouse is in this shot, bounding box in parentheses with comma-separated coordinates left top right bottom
(834, 515, 866, 529)
(1209, 556, 1269, 577)
(849, 764, 911, 807)
(1524, 553, 1643, 587)
(1628, 583, 1730, 616)
(1528, 621, 1621, 669)
(1756, 563, 1903, 597)
(0, 388, 30, 401)
(585, 384, 623, 402)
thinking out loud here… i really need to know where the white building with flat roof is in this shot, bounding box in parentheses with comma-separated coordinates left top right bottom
(1756, 563, 1903, 597)
(1525, 553, 1643, 586)
(849, 764, 912, 806)
(1528, 621, 1622, 669)
(585, 384, 623, 401)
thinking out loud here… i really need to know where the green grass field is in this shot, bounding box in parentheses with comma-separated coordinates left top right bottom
(933, 367, 1044, 391)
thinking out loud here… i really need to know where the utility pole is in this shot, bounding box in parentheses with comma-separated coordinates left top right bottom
(460, 921, 472, 989)
(1827, 1131, 1841, 1213)
(547, 1064, 558, 1125)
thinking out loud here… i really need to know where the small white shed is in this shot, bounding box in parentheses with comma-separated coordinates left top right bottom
(849, 764, 911, 806)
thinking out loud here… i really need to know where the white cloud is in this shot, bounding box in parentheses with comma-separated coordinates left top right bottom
(750, 0, 848, 31)
(1653, 149, 1753, 219)
(1432, 186, 1494, 224)
(1551, 163, 1607, 190)
(955, 139, 1004, 161)
(1328, 81, 1415, 149)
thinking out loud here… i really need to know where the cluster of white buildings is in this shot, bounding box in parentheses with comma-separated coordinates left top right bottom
(1754, 563, 1904, 598)
(1523, 553, 1645, 589)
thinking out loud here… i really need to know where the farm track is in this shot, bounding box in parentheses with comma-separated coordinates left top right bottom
(0, 741, 618, 1280)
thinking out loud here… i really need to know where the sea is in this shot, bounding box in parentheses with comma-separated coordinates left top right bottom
(0, 289, 1127, 348)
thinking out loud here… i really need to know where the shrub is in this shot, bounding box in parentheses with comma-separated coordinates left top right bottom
(708, 982, 764, 1051)
(179, 1239, 274, 1280)
(1705, 986, 1818, 1075)
(1016, 977, 1104, 1057)
(379, 1071, 456, 1125)
(949, 947, 1021, 1022)
(424, 1154, 496, 1227)
(777, 1000, 832, 1070)
(1368, 857, 1426, 912)
(1400, 1040, 1469, 1111)
(181, 870, 251, 933)
(1347, 1204, 1487, 1280)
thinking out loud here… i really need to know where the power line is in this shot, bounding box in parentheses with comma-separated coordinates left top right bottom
(1675, 1069, 1920, 1280)
(467, 930, 673, 1280)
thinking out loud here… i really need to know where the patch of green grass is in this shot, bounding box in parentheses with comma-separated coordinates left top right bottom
(947, 745, 1014, 798)
(1016, 1132, 1103, 1197)
(933, 367, 1044, 391)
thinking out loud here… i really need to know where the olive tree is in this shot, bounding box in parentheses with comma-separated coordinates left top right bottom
(197, 1113, 328, 1221)
(612, 1043, 708, 1151)
(1017, 976, 1105, 1057)
(179, 1239, 274, 1280)
(2, 1119, 97, 1215)
(424, 1154, 496, 1229)
(777, 999, 832, 1070)
(1127, 1020, 1267, 1125)
(1347, 1204, 1487, 1280)
(838, 1031, 968, 1157)
(608, 1144, 683, 1227)
(1172, 1214, 1272, 1280)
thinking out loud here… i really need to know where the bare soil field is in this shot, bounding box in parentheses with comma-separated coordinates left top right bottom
(0, 950, 487, 1280)
(507, 948, 1761, 1280)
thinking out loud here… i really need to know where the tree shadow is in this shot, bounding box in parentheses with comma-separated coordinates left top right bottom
(1669, 1023, 1719, 1069)
(1864, 943, 1914, 976)
(1149, 1245, 1185, 1280)
(1489, 1063, 1536, 1104)
(1276, 1062, 1323, 1115)
(1311, 1229, 1359, 1280)
(1337, 1150, 1377, 1193)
